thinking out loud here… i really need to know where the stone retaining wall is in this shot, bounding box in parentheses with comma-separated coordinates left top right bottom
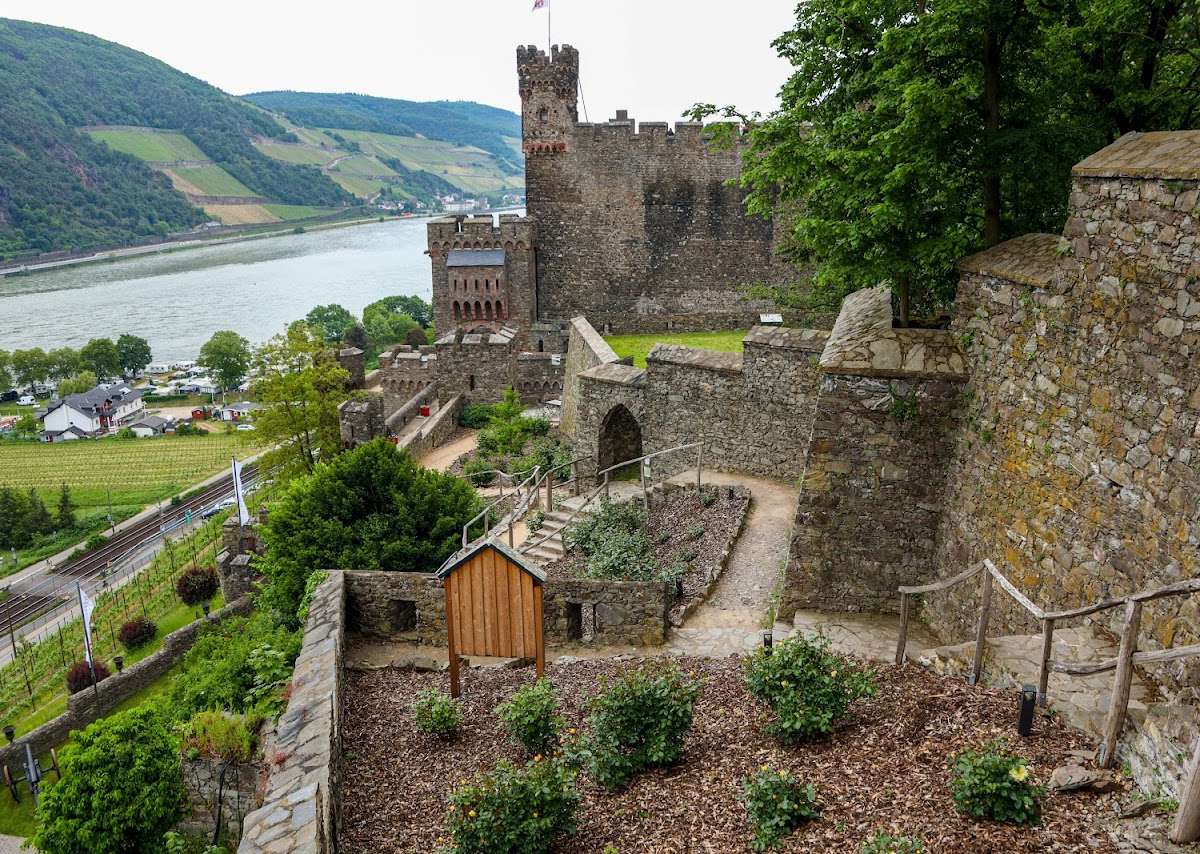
(179, 756, 258, 845)
(239, 571, 345, 853)
(0, 596, 252, 773)
(344, 571, 446, 643)
(384, 385, 437, 435)
(542, 578, 671, 646)
(560, 315, 624, 439)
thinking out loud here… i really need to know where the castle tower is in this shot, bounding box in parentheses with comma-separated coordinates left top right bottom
(517, 44, 578, 154)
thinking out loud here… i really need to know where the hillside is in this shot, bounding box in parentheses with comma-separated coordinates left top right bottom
(0, 19, 525, 260)
(244, 92, 524, 203)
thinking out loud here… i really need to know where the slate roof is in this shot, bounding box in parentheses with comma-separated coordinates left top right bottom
(43, 383, 143, 419)
(130, 415, 169, 430)
(446, 248, 505, 268)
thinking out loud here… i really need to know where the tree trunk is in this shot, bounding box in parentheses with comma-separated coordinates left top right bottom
(982, 28, 1003, 247)
(897, 277, 911, 327)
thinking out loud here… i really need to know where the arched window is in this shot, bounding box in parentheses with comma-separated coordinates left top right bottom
(485, 279, 490, 292)
(453, 302, 460, 321)
(537, 338, 544, 353)
(474, 301, 482, 319)
(538, 107, 549, 122)
(496, 300, 504, 319)
(485, 301, 493, 320)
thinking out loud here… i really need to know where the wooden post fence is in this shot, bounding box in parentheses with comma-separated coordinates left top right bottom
(1099, 599, 1142, 768)
(1171, 737, 1200, 843)
(1037, 618, 1055, 706)
(969, 569, 993, 686)
(895, 593, 910, 665)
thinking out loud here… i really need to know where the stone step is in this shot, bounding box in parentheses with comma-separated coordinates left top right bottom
(525, 544, 564, 562)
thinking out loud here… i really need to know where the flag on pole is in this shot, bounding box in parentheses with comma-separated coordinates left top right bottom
(77, 583, 95, 667)
(532, 0, 547, 9)
(232, 456, 250, 524)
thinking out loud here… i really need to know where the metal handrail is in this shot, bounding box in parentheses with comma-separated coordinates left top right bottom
(460, 466, 540, 549)
(518, 481, 607, 554)
(594, 442, 701, 479)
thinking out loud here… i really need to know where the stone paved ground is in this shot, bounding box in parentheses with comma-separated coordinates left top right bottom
(417, 428, 477, 472)
(0, 835, 22, 854)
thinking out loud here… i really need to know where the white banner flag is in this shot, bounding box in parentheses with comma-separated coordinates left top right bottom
(232, 457, 250, 524)
(77, 583, 95, 667)
(532, 0, 548, 9)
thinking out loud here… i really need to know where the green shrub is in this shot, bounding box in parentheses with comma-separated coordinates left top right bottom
(462, 457, 497, 486)
(860, 832, 925, 853)
(448, 757, 578, 854)
(65, 659, 111, 694)
(296, 569, 328, 624)
(742, 767, 820, 851)
(581, 664, 698, 789)
(564, 500, 660, 581)
(496, 679, 562, 756)
(180, 711, 260, 762)
(743, 633, 875, 743)
(460, 403, 497, 429)
(33, 708, 186, 854)
(687, 524, 706, 540)
(164, 830, 229, 854)
(699, 490, 717, 507)
(950, 740, 1044, 825)
(527, 509, 546, 534)
(412, 688, 462, 739)
(85, 532, 107, 551)
(170, 612, 300, 718)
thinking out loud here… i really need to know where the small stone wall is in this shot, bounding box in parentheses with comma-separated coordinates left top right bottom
(0, 596, 252, 773)
(338, 396, 384, 447)
(239, 571, 345, 853)
(782, 286, 967, 618)
(344, 571, 446, 643)
(397, 394, 465, 459)
(336, 348, 366, 391)
(543, 578, 671, 646)
(384, 385, 437, 435)
(180, 756, 258, 845)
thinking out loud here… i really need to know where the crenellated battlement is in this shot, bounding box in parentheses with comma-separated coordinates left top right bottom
(426, 216, 535, 253)
(552, 116, 747, 156)
(516, 44, 579, 94)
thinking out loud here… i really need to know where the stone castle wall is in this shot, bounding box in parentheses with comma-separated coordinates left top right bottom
(924, 134, 1200, 673)
(519, 45, 790, 332)
(782, 287, 968, 616)
(560, 316, 625, 439)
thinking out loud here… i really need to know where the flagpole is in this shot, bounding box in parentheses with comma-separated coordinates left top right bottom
(77, 582, 99, 699)
(547, 1, 551, 52)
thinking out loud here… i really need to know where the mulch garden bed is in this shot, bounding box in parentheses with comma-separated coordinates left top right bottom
(339, 655, 1126, 853)
(545, 486, 750, 618)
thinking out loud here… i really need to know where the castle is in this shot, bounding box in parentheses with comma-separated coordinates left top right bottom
(342, 43, 793, 431)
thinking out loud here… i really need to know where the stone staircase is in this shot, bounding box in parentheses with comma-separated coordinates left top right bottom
(521, 507, 580, 562)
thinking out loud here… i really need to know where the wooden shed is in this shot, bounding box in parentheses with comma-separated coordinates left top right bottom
(437, 540, 546, 696)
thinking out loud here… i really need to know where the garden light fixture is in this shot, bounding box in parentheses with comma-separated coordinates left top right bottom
(762, 629, 773, 655)
(114, 656, 123, 674)
(1017, 683, 1036, 736)
(3, 726, 13, 744)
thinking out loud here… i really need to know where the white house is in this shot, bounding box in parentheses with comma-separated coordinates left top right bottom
(40, 383, 145, 440)
(128, 415, 173, 437)
(145, 362, 172, 375)
(171, 360, 197, 371)
(218, 400, 263, 422)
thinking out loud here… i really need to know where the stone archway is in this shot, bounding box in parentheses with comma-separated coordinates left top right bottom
(598, 404, 643, 474)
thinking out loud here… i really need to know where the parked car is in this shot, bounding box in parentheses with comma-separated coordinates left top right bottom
(235, 423, 255, 432)
(200, 497, 237, 520)
(1, 390, 18, 402)
(17, 394, 35, 406)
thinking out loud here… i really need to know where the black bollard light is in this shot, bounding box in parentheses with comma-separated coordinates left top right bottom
(114, 656, 123, 674)
(3, 726, 13, 744)
(762, 630, 773, 655)
(202, 601, 211, 618)
(1017, 683, 1037, 736)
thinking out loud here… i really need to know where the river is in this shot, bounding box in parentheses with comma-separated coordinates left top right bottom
(0, 218, 435, 363)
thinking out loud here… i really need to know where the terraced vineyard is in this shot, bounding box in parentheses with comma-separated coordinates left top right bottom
(84, 127, 207, 162)
(0, 434, 259, 508)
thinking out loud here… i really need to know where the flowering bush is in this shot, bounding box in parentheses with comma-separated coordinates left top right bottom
(65, 659, 111, 694)
(176, 566, 219, 605)
(950, 740, 1044, 825)
(447, 757, 578, 853)
(412, 689, 462, 739)
(496, 679, 562, 756)
(743, 633, 875, 743)
(117, 617, 157, 651)
(742, 766, 820, 851)
(580, 664, 698, 789)
(860, 831, 925, 853)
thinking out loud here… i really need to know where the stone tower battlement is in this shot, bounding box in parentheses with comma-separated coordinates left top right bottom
(567, 117, 749, 152)
(517, 45, 578, 153)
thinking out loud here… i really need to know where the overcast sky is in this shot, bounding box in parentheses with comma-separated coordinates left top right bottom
(5, 1, 797, 121)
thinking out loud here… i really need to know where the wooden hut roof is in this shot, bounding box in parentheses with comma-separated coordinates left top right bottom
(435, 540, 546, 584)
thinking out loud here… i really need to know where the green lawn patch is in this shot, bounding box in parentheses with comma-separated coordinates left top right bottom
(169, 163, 254, 196)
(603, 330, 748, 368)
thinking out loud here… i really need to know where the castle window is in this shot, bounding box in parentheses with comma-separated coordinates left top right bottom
(469, 375, 476, 391)
(485, 301, 493, 320)
(538, 107, 549, 122)
(496, 300, 504, 319)
(453, 302, 460, 321)
(537, 339, 544, 353)
(474, 301, 482, 319)
(485, 279, 490, 292)
(474, 279, 479, 291)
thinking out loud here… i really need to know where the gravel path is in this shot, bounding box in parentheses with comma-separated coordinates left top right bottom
(418, 429, 477, 472)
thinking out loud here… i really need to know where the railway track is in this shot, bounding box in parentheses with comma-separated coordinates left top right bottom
(0, 463, 260, 641)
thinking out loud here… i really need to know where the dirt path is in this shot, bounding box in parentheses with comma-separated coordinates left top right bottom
(418, 430, 476, 472)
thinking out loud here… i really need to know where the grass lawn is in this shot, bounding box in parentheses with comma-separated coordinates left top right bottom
(603, 330, 748, 368)
(0, 433, 258, 508)
(85, 128, 208, 163)
(3, 505, 140, 579)
(252, 139, 339, 166)
(331, 154, 396, 178)
(263, 204, 338, 221)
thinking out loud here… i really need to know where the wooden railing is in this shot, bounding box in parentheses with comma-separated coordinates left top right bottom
(895, 559, 1200, 771)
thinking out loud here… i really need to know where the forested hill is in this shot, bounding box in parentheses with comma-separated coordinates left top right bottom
(0, 18, 354, 258)
(243, 92, 523, 175)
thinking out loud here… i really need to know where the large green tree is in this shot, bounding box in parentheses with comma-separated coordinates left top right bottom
(252, 323, 351, 481)
(696, 0, 1200, 323)
(0, 351, 11, 391)
(10, 348, 50, 390)
(362, 295, 427, 347)
(259, 439, 481, 623)
(198, 330, 252, 391)
(79, 337, 120, 379)
(46, 348, 80, 382)
(305, 304, 356, 343)
(57, 371, 98, 397)
(116, 334, 152, 377)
